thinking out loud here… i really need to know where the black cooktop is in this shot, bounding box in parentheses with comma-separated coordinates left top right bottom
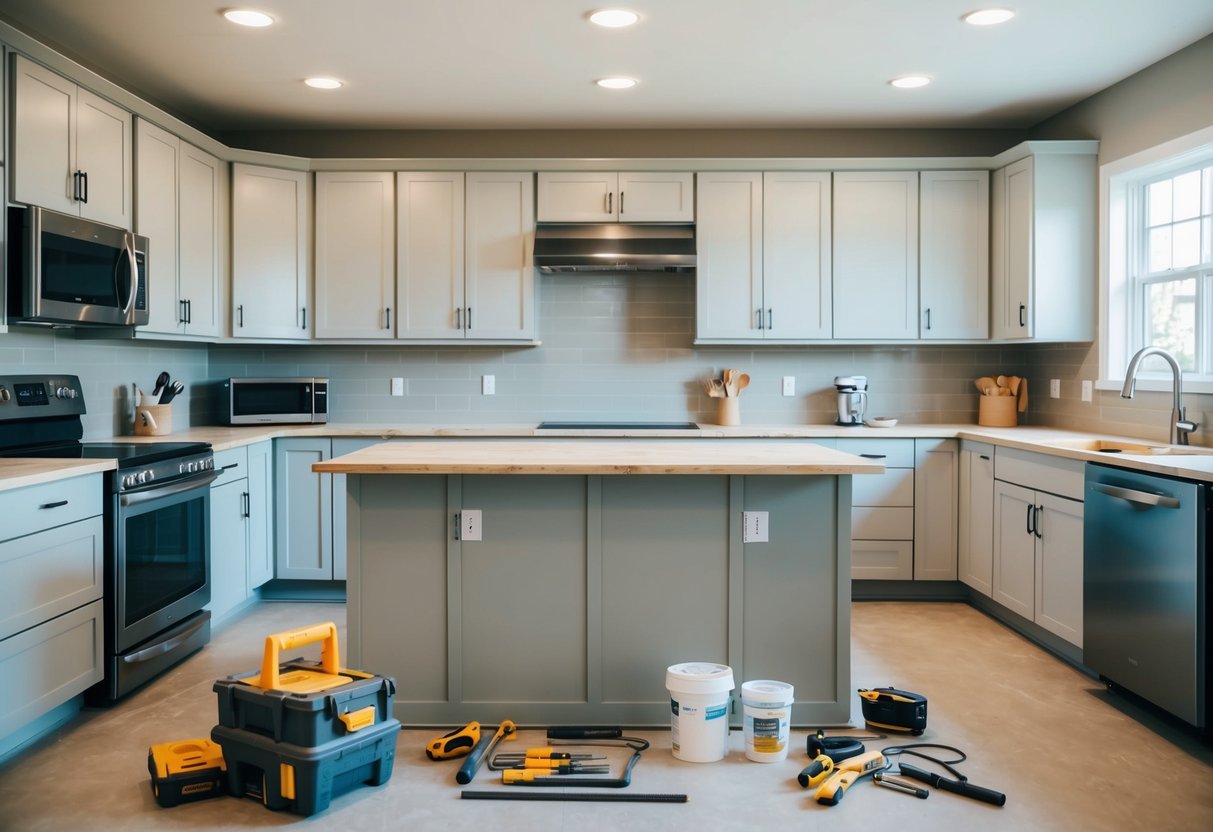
(0, 441, 211, 467)
(537, 421, 700, 430)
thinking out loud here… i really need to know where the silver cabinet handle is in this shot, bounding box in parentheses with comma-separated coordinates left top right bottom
(385, 307, 392, 330)
(619, 191, 624, 215)
(925, 307, 932, 330)
(237, 304, 244, 328)
(767, 308, 773, 330)
(1092, 482, 1181, 509)
(756, 309, 763, 330)
(456, 307, 462, 329)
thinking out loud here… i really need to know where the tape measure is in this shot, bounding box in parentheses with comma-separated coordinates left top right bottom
(858, 687, 927, 735)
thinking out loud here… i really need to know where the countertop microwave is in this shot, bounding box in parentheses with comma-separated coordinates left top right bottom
(224, 378, 328, 425)
(6, 205, 149, 327)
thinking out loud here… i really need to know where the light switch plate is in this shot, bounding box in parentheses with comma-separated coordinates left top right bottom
(458, 510, 482, 541)
(743, 511, 769, 543)
(391, 377, 404, 396)
(1049, 379, 1060, 399)
(1081, 380, 1093, 402)
(782, 376, 795, 396)
(482, 375, 495, 395)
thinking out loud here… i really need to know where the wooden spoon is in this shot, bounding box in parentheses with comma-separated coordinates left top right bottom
(975, 376, 996, 394)
(736, 373, 750, 395)
(723, 369, 736, 397)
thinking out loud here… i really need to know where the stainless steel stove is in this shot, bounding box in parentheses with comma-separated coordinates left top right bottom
(0, 374, 215, 702)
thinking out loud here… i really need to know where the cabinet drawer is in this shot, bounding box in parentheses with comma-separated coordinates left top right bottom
(0, 517, 104, 641)
(995, 447, 1084, 501)
(852, 468, 914, 507)
(212, 447, 249, 488)
(0, 599, 104, 739)
(835, 439, 915, 468)
(852, 506, 914, 539)
(852, 540, 913, 580)
(1, 474, 103, 544)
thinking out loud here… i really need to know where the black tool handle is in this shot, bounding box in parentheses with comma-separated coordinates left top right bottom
(898, 764, 1006, 806)
(456, 733, 494, 784)
(547, 726, 623, 740)
(797, 758, 828, 788)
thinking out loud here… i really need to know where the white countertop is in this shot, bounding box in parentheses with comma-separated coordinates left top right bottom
(6, 421, 1213, 490)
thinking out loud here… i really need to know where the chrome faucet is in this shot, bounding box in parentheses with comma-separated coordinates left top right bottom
(1121, 346, 1198, 445)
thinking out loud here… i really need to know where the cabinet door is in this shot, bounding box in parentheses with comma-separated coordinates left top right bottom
(992, 480, 1035, 618)
(464, 172, 535, 339)
(833, 172, 919, 339)
(763, 172, 832, 339)
(274, 439, 333, 580)
(315, 172, 395, 339)
(75, 87, 132, 228)
(12, 56, 78, 215)
(134, 119, 181, 334)
(537, 172, 616, 221)
(208, 479, 248, 623)
(617, 172, 694, 222)
(246, 441, 274, 589)
(919, 171, 988, 339)
(914, 439, 958, 580)
(695, 172, 763, 339)
(991, 157, 1033, 339)
(397, 172, 465, 338)
(231, 164, 310, 339)
(1035, 493, 1083, 647)
(958, 444, 995, 596)
(178, 143, 222, 337)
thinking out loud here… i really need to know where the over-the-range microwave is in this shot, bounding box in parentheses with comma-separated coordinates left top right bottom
(224, 377, 328, 425)
(6, 205, 149, 327)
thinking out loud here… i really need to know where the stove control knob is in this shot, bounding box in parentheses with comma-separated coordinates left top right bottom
(178, 463, 186, 475)
(136, 471, 149, 484)
(54, 386, 77, 399)
(0, 388, 10, 404)
(123, 474, 136, 488)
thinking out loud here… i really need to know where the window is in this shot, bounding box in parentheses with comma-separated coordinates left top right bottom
(1102, 128, 1213, 390)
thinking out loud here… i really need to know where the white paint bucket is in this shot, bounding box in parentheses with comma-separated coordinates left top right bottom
(666, 662, 734, 763)
(741, 679, 795, 762)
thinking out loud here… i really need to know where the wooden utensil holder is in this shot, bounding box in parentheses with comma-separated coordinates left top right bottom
(716, 397, 740, 426)
(977, 395, 1017, 427)
(134, 404, 173, 436)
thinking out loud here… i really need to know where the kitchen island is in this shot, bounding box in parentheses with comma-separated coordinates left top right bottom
(315, 439, 883, 726)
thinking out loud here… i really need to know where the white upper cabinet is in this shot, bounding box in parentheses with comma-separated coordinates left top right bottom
(314, 172, 395, 339)
(12, 55, 132, 228)
(990, 143, 1097, 341)
(832, 171, 919, 339)
(537, 171, 693, 222)
(697, 171, 833, 341)
(397, 172, 466, 339)
(231, 164, 311, 339)
(919, 170, 989, 339)
(135, 118, 221, 337)
(464, 172, 536, 339)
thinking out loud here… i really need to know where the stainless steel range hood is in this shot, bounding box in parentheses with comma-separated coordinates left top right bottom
(533, 223, 696, 273)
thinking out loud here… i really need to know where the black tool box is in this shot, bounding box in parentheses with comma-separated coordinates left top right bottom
(147, 738, 227, 807)
(213, 621, 397, 746)
(212, 718, 400, 816)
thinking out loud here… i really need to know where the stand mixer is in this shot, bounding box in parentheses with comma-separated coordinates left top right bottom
(834, 376, 868, 426)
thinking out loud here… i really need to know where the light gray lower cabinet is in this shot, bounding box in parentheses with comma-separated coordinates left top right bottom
(209, 442, 274, 624)
(958, 441, 995, 595)
(344, 472, 850, 726)
(913, 438, 958, 580)
(0, 474, 105, 742)
(246, 441, 274, 588)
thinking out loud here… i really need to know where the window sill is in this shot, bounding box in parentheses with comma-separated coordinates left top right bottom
(1097, 378, 1213, 395)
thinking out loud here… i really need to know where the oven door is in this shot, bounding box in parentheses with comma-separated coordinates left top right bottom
(114, 470, 217, 654)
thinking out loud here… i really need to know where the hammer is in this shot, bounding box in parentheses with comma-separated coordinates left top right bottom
(456, 720, 517, 785)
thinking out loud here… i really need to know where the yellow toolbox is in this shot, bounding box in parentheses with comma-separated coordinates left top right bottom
(213, 622, 396, 746)
(147, 738, 227, 807)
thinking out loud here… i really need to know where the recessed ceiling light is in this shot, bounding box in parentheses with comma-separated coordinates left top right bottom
(962, 8, 1015, 26)
(223, 9, 274, 27)
(589, 9, 640, 28)
(596, 77, 637, 89)
(890, 75, 931, 89)
(304, 77, 343, 90)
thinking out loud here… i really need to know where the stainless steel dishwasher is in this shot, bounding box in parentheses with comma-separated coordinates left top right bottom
(1084, 464, 1209, 728)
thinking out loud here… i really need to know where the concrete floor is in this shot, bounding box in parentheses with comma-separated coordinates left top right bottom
(1, 600, 1211, 831)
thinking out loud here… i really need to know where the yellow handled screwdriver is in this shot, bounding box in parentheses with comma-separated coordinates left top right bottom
(426, 722, 481, 760)
(815, 750, 887, 806)
(797, 753, 835, 788)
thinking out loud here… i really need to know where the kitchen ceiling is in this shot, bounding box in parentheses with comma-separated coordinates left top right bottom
(1, 0, 1211, 134)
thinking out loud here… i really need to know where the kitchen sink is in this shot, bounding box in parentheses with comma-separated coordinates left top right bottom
(1043, 438, 1213, 456)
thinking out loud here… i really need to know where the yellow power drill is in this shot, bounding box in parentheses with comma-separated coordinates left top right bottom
(814, 750, 887, 805)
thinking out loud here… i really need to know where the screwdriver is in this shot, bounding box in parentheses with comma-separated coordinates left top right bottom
(426, 722, 480, 760)
(503, 769, 612, 783)
(797, 753, 835, 788)
(873, 772, 929, 799)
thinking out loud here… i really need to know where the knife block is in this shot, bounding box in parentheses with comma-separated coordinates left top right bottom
(134, 404, 173, 436)
(977, 395, 1016, 427)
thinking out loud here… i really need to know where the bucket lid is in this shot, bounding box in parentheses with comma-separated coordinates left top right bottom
(666, 662, 735, 695)
(741, 679, 794, 705)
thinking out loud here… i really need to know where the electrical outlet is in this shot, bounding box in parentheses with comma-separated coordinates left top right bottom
(390, 377, 404, 397)
(1050, 379, 1060, 399)
(482, 375, 495, 395)
(782, 376, 795, 396)
(457, 510, 482, 541)
(742, 511, 769, 543)
(1081, 380, 1093, 402)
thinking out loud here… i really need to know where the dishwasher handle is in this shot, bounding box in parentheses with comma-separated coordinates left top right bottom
(1092, 482, 1181, 509)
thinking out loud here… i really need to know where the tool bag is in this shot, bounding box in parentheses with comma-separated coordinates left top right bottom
(858, 687, 927, 735)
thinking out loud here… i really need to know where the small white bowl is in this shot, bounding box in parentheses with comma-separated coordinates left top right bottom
(865, 417, 898, 428)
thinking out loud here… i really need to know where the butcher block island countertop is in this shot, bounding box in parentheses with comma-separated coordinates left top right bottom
(326, 438, 868, 727)
(313, 438, 886, 476)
